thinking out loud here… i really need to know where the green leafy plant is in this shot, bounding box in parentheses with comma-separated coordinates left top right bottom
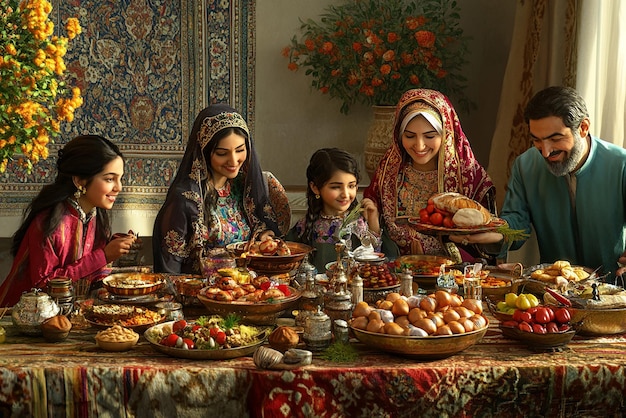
(283, 0, 471, 114)
(0, 0, 83, 173)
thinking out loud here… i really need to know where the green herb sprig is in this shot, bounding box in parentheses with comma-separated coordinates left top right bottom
(320, 342, 359, 363)
(496, 225, 530, 243)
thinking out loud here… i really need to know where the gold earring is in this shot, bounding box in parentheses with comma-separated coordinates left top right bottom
(74, 185, 85, 199)
(315, 194, 320, 199)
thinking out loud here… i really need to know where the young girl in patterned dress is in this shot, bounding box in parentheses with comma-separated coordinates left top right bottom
(286, 148, 382, 272)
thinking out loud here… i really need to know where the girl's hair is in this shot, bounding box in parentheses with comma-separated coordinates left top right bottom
(201, 126, 249, 227)
(300, 148, 360, 243)
(11, 135, 124, 256)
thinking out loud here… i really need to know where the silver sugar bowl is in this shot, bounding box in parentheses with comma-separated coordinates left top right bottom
(12, 289, 60, 336)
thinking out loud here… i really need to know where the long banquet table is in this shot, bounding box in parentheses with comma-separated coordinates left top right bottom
(1, 311, 625, 418)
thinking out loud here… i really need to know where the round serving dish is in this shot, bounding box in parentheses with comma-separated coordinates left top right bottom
(479, 271, 515, 301)
(350, 322, 488, 359)
(197, 287, 301, 325)
(227, 241, 313, 275)
(567, 307, 626, 336)
(395, 255, 454, 292)
(485, 296, 514, 322)
(95, 333, 139, 352)
(144, 321, 270, 360)
(363, 284, 401, 304)
(102, 272, 165, 296)
(500, 325, 575, 350)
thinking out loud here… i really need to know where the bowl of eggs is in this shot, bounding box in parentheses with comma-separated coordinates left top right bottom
(349, 291, 488, 359)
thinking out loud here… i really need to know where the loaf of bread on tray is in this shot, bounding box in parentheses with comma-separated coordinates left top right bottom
(431, 192, 492, 227)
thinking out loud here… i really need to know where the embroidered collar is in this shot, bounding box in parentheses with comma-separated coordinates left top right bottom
(67, 198, 96, 224)
(216, 181, 231, 197)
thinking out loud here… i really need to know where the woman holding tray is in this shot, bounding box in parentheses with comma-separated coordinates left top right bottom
(364, 88, 497, 262)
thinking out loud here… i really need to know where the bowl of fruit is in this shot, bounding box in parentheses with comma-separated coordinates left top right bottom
(499, 303, 575, 350)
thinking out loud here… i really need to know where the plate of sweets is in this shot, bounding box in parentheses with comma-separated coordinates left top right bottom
(85, 304, 165, 331)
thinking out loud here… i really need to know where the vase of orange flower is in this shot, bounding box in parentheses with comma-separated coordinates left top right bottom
(284, 0, 472, 176)
(0, 0, 83, 173)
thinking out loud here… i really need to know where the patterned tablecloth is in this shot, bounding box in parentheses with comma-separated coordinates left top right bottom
(1, 313, 625, 418)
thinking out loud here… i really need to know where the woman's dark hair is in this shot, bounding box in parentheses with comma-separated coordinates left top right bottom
(201, 126, 249, 226)
(11, 135, 124, 256)
(300, 148, 360, 243)
(524, 86, 589, 132)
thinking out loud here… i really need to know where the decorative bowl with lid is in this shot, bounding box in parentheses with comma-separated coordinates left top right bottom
(12, 289, 60, 336)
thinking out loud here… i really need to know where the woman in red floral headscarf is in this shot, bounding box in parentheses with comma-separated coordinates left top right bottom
(364, 89, 496, 261)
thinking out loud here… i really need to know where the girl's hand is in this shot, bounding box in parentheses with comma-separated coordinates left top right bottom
(105, 234, 136, 262)
(360, 198, 380, 234)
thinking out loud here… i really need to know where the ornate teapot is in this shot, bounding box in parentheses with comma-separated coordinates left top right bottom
(12, 289, 60, 336)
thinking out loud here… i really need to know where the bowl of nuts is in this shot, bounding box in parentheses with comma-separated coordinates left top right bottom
(95, 325, 140, 352)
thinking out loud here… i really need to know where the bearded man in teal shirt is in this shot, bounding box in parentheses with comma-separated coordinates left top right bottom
(454, 86, 626, 282)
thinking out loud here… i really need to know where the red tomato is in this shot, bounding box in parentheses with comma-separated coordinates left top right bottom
(172, 320, 187, 333)
(526, 306, 539, 315)
(534, 307, 552, 324)
(501, 320, 519, 328)
(554, 308, 571, 324)
(419, 209, 431, 223)
(558, 324, 571, 332)
(443, 216, 455, 228)
(163, 333, 181, 347)
(426, 204, 435, 214)
(427, 197, 435, 206)
(209, 326, 221, 338)
(518, 311, 533, 324)
(429, 212, 443, 226)
(215, 331, 227, 346)
(277, 284, 291, 296)
(518, 321, 533, 333)
(182, 338, 195, 350)
(191, 325, 202, 332)
(532, 323, 547, 334)
(545, 322, 559, 333)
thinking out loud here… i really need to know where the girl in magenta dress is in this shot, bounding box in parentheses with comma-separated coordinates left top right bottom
(0, 135, 136, 307)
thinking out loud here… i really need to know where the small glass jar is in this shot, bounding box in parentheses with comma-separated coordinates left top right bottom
(296, 274, 323, 327)
(333, 319, 349, 344)
(399, 270, 413, 297)
(303, 306, 332, 351)
(351, 272, 363, 305)
(155, 302, 184, 321)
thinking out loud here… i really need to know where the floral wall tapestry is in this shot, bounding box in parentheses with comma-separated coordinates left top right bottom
(0, 0, 255, 217)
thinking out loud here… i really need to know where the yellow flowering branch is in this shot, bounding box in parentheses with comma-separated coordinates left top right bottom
(0, 0, 83, 173)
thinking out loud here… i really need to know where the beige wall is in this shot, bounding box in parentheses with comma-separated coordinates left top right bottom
(254, 0, 517, 186)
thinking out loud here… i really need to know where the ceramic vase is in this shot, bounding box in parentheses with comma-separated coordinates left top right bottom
(363, 105, 396, 179)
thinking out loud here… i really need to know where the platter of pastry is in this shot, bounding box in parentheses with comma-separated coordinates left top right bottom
(407, 217, 507, 234)
(85, 304, 164, 330)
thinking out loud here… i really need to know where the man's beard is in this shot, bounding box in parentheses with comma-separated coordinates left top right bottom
(545, 133, 586, 176)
